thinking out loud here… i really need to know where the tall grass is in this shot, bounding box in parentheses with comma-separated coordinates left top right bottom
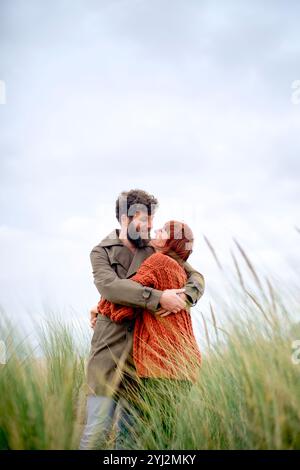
(0, 315, 88, 449)
(0, 238, 300, 450)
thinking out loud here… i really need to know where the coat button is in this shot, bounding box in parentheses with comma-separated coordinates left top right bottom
(142, 287, 152, 299)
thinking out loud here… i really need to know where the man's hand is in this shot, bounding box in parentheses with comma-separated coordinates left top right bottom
(90, 305, 98, 329)
(156, 289, 186, 317)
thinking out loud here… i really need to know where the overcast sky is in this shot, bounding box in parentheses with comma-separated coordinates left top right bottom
(0, 0, 299, 341)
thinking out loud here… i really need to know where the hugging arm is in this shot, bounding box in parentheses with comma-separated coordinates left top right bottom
(181, 260, 205, 307)
(110, 257, 206, 321)
(108, 263, 159, 322)
(90, 246, 162, 312)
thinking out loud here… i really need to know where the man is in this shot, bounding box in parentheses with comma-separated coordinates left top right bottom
(79, 189, 205, 450)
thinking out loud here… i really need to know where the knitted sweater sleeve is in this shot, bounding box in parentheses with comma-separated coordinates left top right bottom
(106, 258, 160, 322)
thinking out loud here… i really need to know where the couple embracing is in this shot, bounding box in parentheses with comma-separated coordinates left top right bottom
(79, 189, 205, 450)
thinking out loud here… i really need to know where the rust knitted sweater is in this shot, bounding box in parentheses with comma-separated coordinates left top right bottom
(97, 252, 201, 382)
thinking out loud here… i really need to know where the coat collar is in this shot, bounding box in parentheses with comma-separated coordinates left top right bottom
(99, 228, 124, 247)
(99, 228, 155, 278)
(126, 245, 154, 278)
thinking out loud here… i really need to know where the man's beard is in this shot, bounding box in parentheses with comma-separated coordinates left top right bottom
(127, 226, 151, 248)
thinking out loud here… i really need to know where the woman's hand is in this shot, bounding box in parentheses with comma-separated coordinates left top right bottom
(90, 305, 99, 329)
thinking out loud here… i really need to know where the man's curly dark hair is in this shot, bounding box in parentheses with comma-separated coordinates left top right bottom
(115, 189, 159, 222)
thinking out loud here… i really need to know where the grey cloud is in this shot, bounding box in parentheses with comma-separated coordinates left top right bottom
(0, 0, 299, 321)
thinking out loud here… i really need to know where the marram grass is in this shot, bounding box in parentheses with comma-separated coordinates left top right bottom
(0, 239, 300, 450)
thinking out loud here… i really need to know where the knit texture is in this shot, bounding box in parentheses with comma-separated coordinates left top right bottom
(97, 252, 201, 382)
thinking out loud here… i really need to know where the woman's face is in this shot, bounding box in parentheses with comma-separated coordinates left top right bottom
(151, 226, 169, 248)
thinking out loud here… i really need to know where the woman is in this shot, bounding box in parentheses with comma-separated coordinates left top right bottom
(91, 220, 202, 444)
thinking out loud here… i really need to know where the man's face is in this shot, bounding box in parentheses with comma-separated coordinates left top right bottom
(127, 211, 154, 248)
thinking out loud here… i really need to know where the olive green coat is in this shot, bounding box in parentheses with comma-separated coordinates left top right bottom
(85, 228, 205, 397)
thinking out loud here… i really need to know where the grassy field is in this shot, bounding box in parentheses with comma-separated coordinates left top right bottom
(0, 240, 300, 450)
